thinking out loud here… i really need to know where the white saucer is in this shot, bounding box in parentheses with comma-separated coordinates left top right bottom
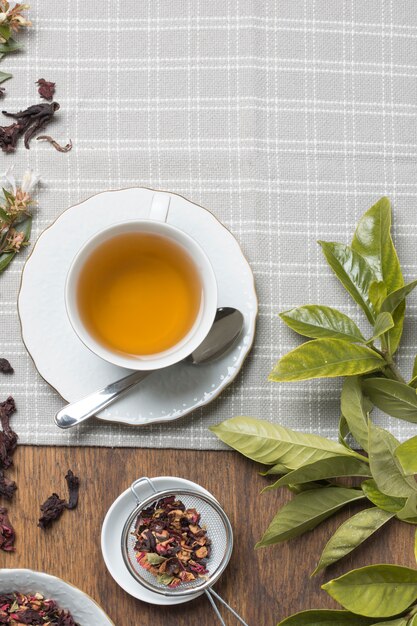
(0, 569, 114, 624)
(18, 188, 257, 426)
(101, 476, 215, 605)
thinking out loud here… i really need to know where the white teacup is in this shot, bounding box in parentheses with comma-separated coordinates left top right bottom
(65, 192, 217, 370)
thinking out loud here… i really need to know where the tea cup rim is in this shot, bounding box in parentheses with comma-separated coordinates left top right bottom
(65, 219, 218, 371)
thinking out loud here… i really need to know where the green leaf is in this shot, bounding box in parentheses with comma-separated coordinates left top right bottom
(312, 508, 394, 575)
(395, 437, 417, 476)
(210, 417, 360, 469)
(367, 312, 394, 343)
(368, 422, 417, 498)
(396, 493, 417, 524)
(263, 456, 371, 492)
(414, 528, 417, 564)
(351, 197, 404, 296)
(256, 486, 365, 547)
(409, 615, 417, 626)
(412, 356, 417, 380)
(279, 305, 366, 343)
(270, 339, 385, 382)
(319, 241, 377, 323)
(388, 299, 406, 355)
(369, 281, 388, 313)
(0, 207, 10, 223)
(261, 461, 290, 475)
(0, 71, 12, 84)
(157, 573, 174, 586)
(0, 38, 23, 54)
(361, 479, 406, 513)
(362, 379, 417, 424)
(341, 376, 372, 451)
(373, 617, 408, 626)
(0, 251, 15, 272)
(277, 609, 376, 626)
(381, 280, 417, 314)
(146, 553, 166, 565)
(323, 564, 417, 618)
(0, 24, 11, 41)
(338, 415, 352, 450)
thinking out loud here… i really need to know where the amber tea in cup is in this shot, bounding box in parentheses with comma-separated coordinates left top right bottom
(76, 231, 202, 357)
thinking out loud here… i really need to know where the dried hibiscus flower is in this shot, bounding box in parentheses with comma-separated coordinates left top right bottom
(0, 358, 13, 373)
(0, 469, 16, 499)
(0, 592, 79, 625)
(0, 101, 60, 152)
(36, 78, 55, 101)
(38, 469, 80, 529)
(0, 395, 17, 469)
(133, 495, 212, 588)
(0, 507, 15, 551)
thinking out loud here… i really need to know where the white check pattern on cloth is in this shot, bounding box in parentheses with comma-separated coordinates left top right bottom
(2, 0, 417, 447)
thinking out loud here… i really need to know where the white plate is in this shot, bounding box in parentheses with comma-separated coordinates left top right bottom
(0, 569, 114, 624)
(18, 188, 257, 426)
(101, 475, 215, 605)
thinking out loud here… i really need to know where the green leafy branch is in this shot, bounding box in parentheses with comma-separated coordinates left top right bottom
(277, 564, 417, 625)
(211, 413, 417, 575)
(270, 198, 416, 407)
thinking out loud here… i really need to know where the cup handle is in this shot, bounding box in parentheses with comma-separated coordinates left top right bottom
(148, 192, 171, 222)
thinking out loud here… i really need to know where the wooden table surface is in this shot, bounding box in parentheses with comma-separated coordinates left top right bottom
(0, 446, 414, 625)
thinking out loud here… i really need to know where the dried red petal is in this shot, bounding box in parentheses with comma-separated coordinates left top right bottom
(36, 78, 55, 101)
(0, 507, 15, 551)
(0, 359, 13, 374)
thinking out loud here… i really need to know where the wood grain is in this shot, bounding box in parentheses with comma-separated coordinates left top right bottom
(0, 446, 414, 625)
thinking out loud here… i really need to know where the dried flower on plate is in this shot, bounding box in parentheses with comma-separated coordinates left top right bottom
(0, 592, 79, 625)
(38, 469, 80, 529)
(0, 101, 60, 151)
(0, 358, 13, 373)
(0, 506, 15, 551)
(36, 78, 55, 100)
(133, 495, 212, 588)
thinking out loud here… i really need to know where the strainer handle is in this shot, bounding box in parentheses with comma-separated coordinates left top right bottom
(130, 477, 157, 503)
(206, 589, 249, 626)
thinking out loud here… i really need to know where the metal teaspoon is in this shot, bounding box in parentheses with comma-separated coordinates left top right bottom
(54, 307, 244, 429)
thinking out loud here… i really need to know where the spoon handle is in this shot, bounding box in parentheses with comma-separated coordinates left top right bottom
(54, 370, 151, 429)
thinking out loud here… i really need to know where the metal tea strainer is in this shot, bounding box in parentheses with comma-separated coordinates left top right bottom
(121, 477, 249, 625)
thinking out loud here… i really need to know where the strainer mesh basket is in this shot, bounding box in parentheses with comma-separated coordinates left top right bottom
(121, 486, 233, 597)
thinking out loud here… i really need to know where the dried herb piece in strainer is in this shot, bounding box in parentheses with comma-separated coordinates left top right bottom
(133, 495, 212, 588)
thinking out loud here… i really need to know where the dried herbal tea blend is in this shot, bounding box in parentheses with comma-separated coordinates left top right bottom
(0, 507, 15, 551)
(38, 469, 80, 529)
(0, 591, 80, 625)
(36, 78, 55, 100)
(0, 359, 13, 373)
(134, 495, 211, 588)
(0, 102, 59, 152)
